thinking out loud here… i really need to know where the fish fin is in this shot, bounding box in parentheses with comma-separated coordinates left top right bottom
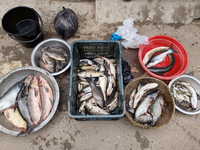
(169, 43, 178, 53)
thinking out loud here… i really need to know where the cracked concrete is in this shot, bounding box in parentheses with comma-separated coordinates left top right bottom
(0, 0, 200, 150)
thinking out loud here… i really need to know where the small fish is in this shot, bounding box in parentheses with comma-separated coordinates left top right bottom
(107, 75, 116, 96)
(129, 89, 137, 108)
(106, 92, 118, 112)
(79, 92, 93, 102)
(80, 65, 97, 70)
(45, 50, 66, 61)
(79, 101, 86, 115)
(146, 44, 178, 68)
(38, 76, 54, 121)
(150, 95, 164, 126)
(0, 77, 26, 113)
(135, 89, 159, 122)
(77, 86, 92, 97)
(85, 102, 109, 115)
(99, 74, 108, 102)
(133, 83, 158, 113)
(39, 61, 54, 73)
(143, 46, 169, 65)
(86, 76, 104, 108)
(100, 56, 116, 79)
(148, 53, 175, 74)
(27, 76, 42, 125)
(77, 70, 104, 78)
(93, 58, 104, 65)
(79, 59, 94, 66)
(175, 81, 197, 109)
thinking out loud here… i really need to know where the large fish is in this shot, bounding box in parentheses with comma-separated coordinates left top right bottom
(146, 44, 177, 68)
(132, 83, 158, 113)
(0, 77, 26, 113)
(38, 76, 54, 121)
(150, 95, 164, 126)
(143, 46, 169, 65)
(16, 74, 36, 136)
(86, 76, 104, 108)
(135, 89, 159, 122)
(27, 76, 42, 125)
(148, 53, 175, 74)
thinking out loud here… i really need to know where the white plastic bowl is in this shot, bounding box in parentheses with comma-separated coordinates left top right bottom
(31, 38, 71, 76)
(168, 75, 200, 115)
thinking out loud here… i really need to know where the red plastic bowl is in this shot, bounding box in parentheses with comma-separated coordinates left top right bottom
(138, 35, 189, 80)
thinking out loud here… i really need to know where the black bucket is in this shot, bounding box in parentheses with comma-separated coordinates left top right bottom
(2, 6, 44, 48)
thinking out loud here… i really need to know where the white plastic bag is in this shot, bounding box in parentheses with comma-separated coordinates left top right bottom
(115, 18, 149, 49)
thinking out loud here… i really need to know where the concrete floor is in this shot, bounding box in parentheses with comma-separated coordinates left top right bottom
(0, 0, 200, 150)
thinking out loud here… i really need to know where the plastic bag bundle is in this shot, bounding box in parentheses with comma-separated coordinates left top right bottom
(54, 7, 78, 40)
(115, 18, 148, 49)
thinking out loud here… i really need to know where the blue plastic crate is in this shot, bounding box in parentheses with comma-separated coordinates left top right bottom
(68, 40, 125, 121)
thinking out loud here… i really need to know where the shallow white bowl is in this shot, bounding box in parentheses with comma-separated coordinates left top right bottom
(0, 66, 60, 136)
(168, 75, 200, 115)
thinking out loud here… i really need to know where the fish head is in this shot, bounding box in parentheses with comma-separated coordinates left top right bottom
(77, 71, 86, 78)
(30, 76, 38, 87)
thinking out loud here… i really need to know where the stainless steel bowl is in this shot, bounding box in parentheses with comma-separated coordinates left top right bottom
(31, 38, 71, 76)
(168, 75, 200, 115)
(0, 66, 60, 136)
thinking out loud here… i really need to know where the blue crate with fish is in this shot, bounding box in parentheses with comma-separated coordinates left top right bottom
(68, 40, 125, 121)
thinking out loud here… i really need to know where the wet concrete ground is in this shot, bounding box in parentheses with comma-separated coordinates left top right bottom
(0, 0, 200, 150)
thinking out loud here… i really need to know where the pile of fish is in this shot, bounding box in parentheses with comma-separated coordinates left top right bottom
(127, 83, 164, 126)
(0, 74, 54, 136)
(39, 46, 68, 73)
(143, 44, 177, 74)
(77, 57, 118, 115)
(171, 81, 198, 111)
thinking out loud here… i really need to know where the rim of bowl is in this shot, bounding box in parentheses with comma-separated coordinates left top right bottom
(168, 74, 200, 115)
(31, 38, 71, 76)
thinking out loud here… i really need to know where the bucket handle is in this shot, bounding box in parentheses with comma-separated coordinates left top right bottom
(8, 8, 43, 43)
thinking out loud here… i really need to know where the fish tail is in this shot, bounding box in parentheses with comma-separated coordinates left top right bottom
(151, 120, 156, 126)
(26, 125, 36, 135)
(169, 43, 178, 53)
(17, 128, 27, 137)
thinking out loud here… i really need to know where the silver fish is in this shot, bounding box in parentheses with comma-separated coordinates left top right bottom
(79, 92, 93, 102)
(137, 113, 153, 123)
(99, 74, 107, 102)
(93, 58, 104, 65)
(107, 75, 116, 96)
(85, 101, 109, 115)
(0, 77, 27, 113)
(86, 76, 104, 108)
(135, 89, 159, 121)
(150, 95, 164, 126)
(133, 83, 158, 112)
(45, 50, 66, 61)
(143, 46, 169, 65)
(107, 92, 118, 112)
(100, 56, 116, 79)
(175, 81, 197, 109)
(77, 86, 92, 97)
(79, 101, 86, 115)
(80, 65, 97, 70)
(129, 89, 137, 108)
(146, 44, 177, 68)
(79, 59, 94, 66)
(16, 74, 35, 136)
(78, 70, 104, 78)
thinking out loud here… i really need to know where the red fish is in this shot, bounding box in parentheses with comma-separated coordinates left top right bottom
(27, 76, 42, 125)
(38, 76, 54, 121)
